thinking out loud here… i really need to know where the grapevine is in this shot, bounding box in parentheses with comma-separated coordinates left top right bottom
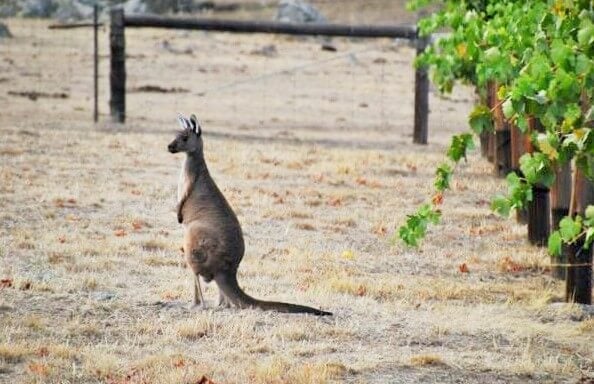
(399, 0, 594, 260)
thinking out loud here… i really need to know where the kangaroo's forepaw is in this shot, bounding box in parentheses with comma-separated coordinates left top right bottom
(177, 212, 183, 224)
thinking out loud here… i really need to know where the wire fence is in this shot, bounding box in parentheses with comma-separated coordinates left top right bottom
(0, 1, 469, 147)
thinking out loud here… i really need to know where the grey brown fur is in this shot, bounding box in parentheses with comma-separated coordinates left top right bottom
(168, 114, 331, 316)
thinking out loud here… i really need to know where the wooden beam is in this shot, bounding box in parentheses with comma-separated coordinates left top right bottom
(110, 8, 126, 123)
(413, 31, 429, 145)
(123, 15, 417, 39)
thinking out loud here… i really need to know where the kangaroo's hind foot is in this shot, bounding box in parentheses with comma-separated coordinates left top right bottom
(188, 275, 207, 310)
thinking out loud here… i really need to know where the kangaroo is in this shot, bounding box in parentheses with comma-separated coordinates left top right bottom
(168, 114, 331, 316)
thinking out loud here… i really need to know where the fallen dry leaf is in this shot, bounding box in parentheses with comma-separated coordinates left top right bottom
(432, 193, 444, 206)
(373, 224, 388, 236)
(0, 278, 13, 288)
(28, 362, 50, 376)
(328, 196, 343, 207)
(132, 220, 144, 230)
(497, 256, 524, 273)
(356, 284, 367, 296)
(458, 263, 469, 273)
(196, 376, 218, 384)
(114, 229, 127, 237)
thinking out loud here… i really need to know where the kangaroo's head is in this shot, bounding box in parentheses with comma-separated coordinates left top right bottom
(168, 114, 202, 154)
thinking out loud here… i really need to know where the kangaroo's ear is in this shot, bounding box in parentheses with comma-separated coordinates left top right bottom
(190, 114, 202, 136)
(176, 113, 190, 130)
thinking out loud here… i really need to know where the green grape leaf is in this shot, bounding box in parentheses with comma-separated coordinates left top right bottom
(585, 228, 594, 249)
(491, 196, 511, 217)
(468, 104, 494, 135)
(519, 153, 555, 187)
(577, 21, 594, 48)
(548, 231, 562, 257)
(447, 133, 474, 162)
(536, 133, 559, 161)
(434, 163, 453, 192)
(502, 99, 514, 118)
(559, 216, 582, 242)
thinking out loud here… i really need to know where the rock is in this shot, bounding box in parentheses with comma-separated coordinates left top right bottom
(250, 44, 278, 57)
(54, 0, 94, 21)
(0, 22, 12, 38)
(91, 291, 116, 301)
(0, 0, 21, 18)
(123, 0, 147, 14)
(276, 0, 325, 24)
(20, 0, 58, 18)
(124, 0, 205, 14)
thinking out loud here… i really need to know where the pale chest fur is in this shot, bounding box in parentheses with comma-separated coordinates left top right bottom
(177, 159, 187, 202)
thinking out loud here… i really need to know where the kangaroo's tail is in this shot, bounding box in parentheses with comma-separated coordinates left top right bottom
(214, 273, 332, 316)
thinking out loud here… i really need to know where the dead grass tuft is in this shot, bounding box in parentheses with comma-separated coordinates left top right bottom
(175, 318, 215, 341)
(410, 354, 444, 366)
(577, 318, 594, 334)
(141, 238, 169, 252)
(0, 344, 31, 363)
(84, 352, 119, 379)
(250, 359, 348, 384)
(145, 255, 179, 267)
(24, 314, 45, 331)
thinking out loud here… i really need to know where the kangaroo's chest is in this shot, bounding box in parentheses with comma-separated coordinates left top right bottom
(177, 159, 189, 201)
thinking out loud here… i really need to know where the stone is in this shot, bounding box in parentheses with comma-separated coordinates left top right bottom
(0, 22, 12, 38)
(54, 0, 94, 21)
(20, 0, 58, 18)
(276, 0, 325, 24)
(0, 0, 21, 18)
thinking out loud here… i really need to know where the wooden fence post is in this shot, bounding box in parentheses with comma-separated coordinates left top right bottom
(487, 81, 511, 176)
(93, 4, 99, 123)
(110, 8, 126, 123)
(565, 169, 594, 304)
(526, 117, 550, 246)
(510, 123, 531, 223)
(550, 161, 571, 279)
(413, 26, 429, 145)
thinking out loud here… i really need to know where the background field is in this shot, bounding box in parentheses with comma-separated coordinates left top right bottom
(0, 1, 593, 383)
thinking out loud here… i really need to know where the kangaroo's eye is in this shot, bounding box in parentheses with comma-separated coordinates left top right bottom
(183, 136, 188, 142)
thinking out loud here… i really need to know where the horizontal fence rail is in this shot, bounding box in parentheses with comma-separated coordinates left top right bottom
(124, 14, 417, 39)
(110, 9, 429, 144)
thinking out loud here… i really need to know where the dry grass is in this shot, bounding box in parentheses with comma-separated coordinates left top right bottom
(0, 9, 592, 384)
(410, 354, 444, 367)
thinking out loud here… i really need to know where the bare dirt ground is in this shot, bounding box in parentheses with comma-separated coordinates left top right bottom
(0, 3, 593, 383)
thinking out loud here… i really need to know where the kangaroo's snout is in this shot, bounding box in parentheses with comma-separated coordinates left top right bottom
(168, 143, 177, 153)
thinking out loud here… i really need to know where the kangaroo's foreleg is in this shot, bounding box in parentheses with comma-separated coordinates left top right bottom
(177, 175, 195, 224)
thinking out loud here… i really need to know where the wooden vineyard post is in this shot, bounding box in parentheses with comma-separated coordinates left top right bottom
(110, 8, 126, 123)
(526, 117, 550, 246)
(510, 121, 532, 224)
(550, 162, 571, 279)
(565, 169, 594, 304)
(527, 184, 550, 246)
(93, 4, 99, 122)
(487, 81, 511, 176)
(413, 25, 429, 145)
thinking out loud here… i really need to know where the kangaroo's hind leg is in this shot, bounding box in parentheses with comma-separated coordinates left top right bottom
(193, 275, 206, 309)
(216, 288, 232, 308)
